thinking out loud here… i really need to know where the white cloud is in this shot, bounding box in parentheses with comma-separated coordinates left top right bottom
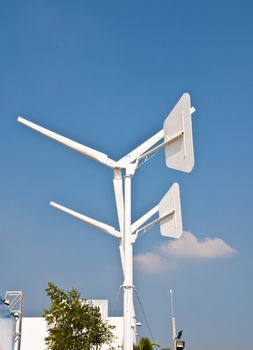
(160, 231, 237, 259)
(134, 252, 164, 273)
(134, 231, 237, 274)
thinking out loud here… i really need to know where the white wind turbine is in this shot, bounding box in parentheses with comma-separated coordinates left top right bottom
(18, 93, 195, 350)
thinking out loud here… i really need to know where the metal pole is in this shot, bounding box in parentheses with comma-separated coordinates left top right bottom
(170, 289, 176, 350)
(170, 289, 174, 319)
(5, 291, 24, 350)
(123, 160, 134, 350)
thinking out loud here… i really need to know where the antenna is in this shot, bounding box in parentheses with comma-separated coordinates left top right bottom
(17, 92, 196, 350)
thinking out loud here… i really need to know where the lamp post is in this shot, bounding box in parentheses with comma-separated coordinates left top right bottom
(170, 290, 185, 350)
(170, 289, 176, 350)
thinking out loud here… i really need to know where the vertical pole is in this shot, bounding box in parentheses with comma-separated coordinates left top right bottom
(123, 160, 134, 350)
(172, 317, 177, 350)
(170, 289, 176, 350)
(5, 291, 23, 350)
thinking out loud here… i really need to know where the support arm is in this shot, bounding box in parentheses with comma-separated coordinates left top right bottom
(118, 130, 164, 164)
(50, 201, 121, 238)
(117, 106, 195, 166)
(131, 205, 159, 233)
(17, 117, 118, 168)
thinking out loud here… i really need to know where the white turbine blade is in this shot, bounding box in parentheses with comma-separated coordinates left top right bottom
(131, 205, 159, 233)
(113, 169, 124, 233)
(17, 117, 118, 168)
(164, 93, 195, 173)
(50, 201, 121, 238)
(159, 183, 183, 238)
(118, 129, 164, 164)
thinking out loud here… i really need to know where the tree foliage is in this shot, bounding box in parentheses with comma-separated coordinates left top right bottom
(134, 337, 160, 350)
(43, 282, 115, 350)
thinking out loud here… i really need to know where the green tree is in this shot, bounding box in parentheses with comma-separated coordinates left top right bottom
(43, 282, 115, 350)
(134, 337, 160, 350)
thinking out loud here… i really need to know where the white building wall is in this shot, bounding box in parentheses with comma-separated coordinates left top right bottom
(21, 300, 123, 350)
(89, 299, 108, 319)
(21, 318, 47, 350)
(106, 317, 123, 350)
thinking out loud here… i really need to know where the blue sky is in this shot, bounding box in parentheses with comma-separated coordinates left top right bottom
(0, 1, 252, 349)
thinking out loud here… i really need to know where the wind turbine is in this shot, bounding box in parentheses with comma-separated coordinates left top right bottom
(18, 92, 195, 350)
